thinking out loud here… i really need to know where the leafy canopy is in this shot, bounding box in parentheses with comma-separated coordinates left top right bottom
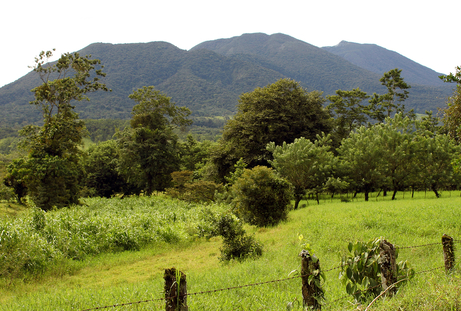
(7, 50, 109, 210)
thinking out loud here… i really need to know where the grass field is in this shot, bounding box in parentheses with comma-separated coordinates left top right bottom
(1, 191, 461, 310)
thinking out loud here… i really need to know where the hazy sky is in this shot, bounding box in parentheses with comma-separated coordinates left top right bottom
(1, 0, 459, 88)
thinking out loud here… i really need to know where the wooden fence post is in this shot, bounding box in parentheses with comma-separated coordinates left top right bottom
(164, 268, 188, 311)
(299, 250, 323, 310)
(442, 234, 455, 273)
(379, 239, 397, 295)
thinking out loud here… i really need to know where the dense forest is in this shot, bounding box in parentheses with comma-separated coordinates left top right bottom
(0, 47, 460, 215)
(0, 33, 452, 128)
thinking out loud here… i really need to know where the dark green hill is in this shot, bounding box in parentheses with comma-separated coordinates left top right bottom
(0, 41, 284, 126)
(192, 33, 452, 113)
(192, 33, 385, 94)
(322, 41, 447, 87)
(0, 33, 452, 127)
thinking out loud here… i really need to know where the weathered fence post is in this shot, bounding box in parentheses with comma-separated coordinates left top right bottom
(379, 239, 397, 295)
(164, 268, 188, 311)
(442, 234, 455, 273)
(299, 250, 323, 310)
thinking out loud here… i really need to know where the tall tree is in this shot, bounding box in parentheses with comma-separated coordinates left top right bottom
(338, 125, 385, 201)
(412, 133, 459, 197)
(439, 66, 461, 143)
(213, 78, 332, 181)
(82, 140, 126, 198)
(117, 86, 192, 194)
(268, 135, 339, 207)
(326, 88, 370, 143)
(378, 114, 416, 200)
(365, 68, 412, 123)
(7, 50, 108, 210)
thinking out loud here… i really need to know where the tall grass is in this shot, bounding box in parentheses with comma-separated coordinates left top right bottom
(1, 193, 461, 310)
(0, 196, 229, 280)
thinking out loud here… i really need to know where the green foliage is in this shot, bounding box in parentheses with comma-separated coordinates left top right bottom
(340, 238, 414, 303)
(3, 158, 28, 204)
(166, 170, 222, 202)
(412, 133, 460, 197)
(117, 86, 191, 194)
(268, 134, 340, 207)
(214, 214, 263, 262)
(231, 166, 292, 227)
(0, 196, 230, 279)
(338, 125, 385, 201)
(213, 78, 332, 180)
(365, 68, 412, 122)
(439, 66, 461, 144)
(84, 119, 129, 142)
(439, 65, 461, 84)
(82, 140, 126, 198)
(326, 88, 370, 143)
(179, 134, 213, 171)
(10, 50, 109, 210)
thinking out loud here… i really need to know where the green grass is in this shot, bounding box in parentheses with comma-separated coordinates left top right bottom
(0, 202, 27, 218)
(1, 192, 461, 310)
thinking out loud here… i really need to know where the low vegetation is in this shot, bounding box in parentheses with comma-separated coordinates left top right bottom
(1, 193, 461, 310)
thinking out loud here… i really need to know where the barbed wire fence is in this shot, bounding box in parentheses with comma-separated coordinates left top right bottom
(80, 237, 460, 311)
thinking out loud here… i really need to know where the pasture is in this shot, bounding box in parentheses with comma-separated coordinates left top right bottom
(1, 191, 461, 310)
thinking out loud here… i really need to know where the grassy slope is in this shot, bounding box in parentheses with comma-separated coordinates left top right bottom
(2, 192, 461, 310)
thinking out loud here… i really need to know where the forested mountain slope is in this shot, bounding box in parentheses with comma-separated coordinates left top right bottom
(322, 40, 447, 87)
(0, 33, 452, 127)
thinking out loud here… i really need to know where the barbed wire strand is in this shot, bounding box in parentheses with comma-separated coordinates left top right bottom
(396, 242, 441, 249)
(80, 240, 456, 310)
(80, 297, 164, 311)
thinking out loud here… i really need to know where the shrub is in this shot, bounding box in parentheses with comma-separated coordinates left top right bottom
(215, 215, 263, 261)
(340, 238, 414, 302)
(166, 170, 222, 202)
(231, 166, 292, 227)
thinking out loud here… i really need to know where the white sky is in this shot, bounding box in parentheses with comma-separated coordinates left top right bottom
(1, 0, 459, 88)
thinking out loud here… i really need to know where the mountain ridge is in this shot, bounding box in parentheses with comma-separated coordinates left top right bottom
(0, 33, 452, 127)
(322, 40, 446, 87)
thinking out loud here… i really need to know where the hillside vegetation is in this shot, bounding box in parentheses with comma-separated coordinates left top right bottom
(0, 33, 452, 127)
(1, 193, 460, 310)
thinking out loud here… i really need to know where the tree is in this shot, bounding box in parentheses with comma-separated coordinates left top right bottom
(412, 133, 459, 197)
(326, 88, 370, 143)
(439, 66, 461, 143)
(117, 86, 192, 194)
(231, 166, 292, 227)
(267, 135, 339, 207)
(3, 158, 28, 203)
(179, 134, 213, 172)
(213, 78, 332, 180)
(338, 125, 385, 201)
(7, 50, 108, 210)
(378, 114, 416, 200)
(82, 140, 126, 198)
(365, 68, 412, 123)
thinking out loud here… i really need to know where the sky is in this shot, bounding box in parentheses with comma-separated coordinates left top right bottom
(1, 0, 459, 88)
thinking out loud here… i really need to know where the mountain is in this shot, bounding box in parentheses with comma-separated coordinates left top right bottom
(322, 41, 446, 87)
(0, 41, 285, 126)
(191, 33, 451, 114)
(0, 33, 452, 127)
(191, 33, 384, 95)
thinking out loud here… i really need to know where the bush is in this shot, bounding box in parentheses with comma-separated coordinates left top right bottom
(339, 237, 414, 302)
(231, 166, 292, 227)
(215, 215, 263, 261)
(166, 170, 222, 202)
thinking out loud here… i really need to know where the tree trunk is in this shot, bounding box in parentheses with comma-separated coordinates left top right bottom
(431, 184, 440, 198)
(391, 189, 398, 200)
(294, 197, 301, 210)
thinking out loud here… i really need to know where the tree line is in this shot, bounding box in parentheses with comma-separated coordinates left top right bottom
(2, 50, 461, 214)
